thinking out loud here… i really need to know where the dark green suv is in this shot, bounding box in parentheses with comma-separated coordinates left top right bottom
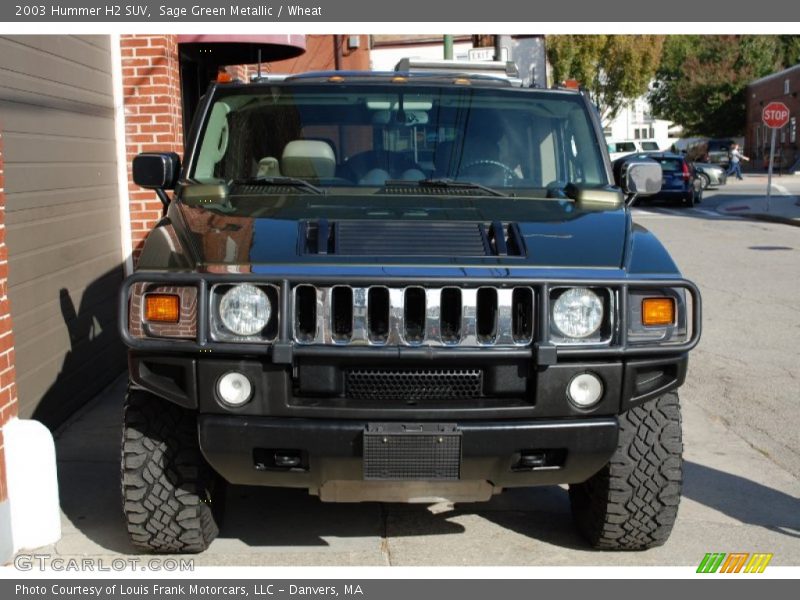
(121, 66, 701, 553)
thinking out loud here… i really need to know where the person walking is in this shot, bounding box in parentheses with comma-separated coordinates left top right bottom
(727, 143, 749, 180)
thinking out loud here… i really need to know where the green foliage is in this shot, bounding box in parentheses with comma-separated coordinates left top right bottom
(649, 36, 798, 137)
(547, 35, 665, 126)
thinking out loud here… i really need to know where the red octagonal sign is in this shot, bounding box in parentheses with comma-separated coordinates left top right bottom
(762, 101, 790, 129)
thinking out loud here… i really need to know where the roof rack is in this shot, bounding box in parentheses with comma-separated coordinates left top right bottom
(249, 73, 290, 83)
(394, 58, 522, 86)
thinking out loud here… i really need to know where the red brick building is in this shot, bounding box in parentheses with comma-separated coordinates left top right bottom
(745, 64, 800, 173)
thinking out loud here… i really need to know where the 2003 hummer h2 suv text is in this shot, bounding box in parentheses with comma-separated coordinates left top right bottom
(121, 61, 701, 553)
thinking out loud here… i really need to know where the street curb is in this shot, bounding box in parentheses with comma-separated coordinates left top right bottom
(737, 213, 800, 228)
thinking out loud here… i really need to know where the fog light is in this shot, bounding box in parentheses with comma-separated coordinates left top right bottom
(567, 372, 603, 408)
(217, 372, 252, 407)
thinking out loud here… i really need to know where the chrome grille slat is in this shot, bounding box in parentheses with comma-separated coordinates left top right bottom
(460, 288, 479, 346)
(293, 285, 534, 347)
(495, 288, 516, 346)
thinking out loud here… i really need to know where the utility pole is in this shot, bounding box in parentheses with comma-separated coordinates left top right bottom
(443, 35, 453, 60)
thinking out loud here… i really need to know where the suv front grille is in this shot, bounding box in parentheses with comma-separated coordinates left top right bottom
(346, 368, 483, 402)
(293, 285, 534, 347)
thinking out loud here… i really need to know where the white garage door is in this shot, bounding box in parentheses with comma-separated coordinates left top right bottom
(0, 35, 125, 425)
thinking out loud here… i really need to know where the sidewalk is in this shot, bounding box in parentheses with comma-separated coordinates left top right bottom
(716, 175, 800, 226)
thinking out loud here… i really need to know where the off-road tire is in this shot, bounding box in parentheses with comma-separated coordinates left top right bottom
(121, 388, 222, 553)
(569, 392, 682, 550)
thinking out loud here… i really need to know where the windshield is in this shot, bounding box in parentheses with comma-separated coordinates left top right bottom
(190, 83, 608, 194)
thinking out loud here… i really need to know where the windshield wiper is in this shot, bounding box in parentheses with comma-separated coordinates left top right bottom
(385, 178, 508, 197)
(229, 176, 325, 195)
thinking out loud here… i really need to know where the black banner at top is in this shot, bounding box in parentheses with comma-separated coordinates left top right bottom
(2, 0, 800, 22)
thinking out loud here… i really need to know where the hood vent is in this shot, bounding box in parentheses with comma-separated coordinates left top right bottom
(300, 220, 525, 257)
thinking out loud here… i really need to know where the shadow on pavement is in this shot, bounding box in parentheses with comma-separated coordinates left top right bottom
(682, 461, 800, 538)
(54, 383, 800, 555)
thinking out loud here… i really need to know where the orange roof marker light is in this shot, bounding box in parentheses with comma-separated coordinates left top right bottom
(145, 294, 181, 323)
(391, 76, 408, 84)
(217, 67, 233, 83)
(642, 297, 676, 327)
(328, 75, 345, 83)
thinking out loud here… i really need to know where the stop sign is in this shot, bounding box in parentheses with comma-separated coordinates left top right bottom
(762, 101, 790, 129)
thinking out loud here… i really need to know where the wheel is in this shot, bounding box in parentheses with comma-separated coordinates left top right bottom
(461, 159, 520, 184)
(121, 388, 223, 553)
(697, 172, 710, 190)
(569, 392, 683, 550)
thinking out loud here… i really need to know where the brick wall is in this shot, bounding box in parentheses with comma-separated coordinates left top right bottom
(0, 130, 20, 504)
(745, 65, 800, 171)
(120, 35, 183, 263)
(268, 35, 370, 73)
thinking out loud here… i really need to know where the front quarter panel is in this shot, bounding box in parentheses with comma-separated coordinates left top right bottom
(624, 222, 680, 276)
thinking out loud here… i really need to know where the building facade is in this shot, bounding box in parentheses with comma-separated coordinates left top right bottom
(745, 64, 800, 172)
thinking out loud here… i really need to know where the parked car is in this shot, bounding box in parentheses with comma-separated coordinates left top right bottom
(692, 161, 727, 189)
(121, 64, 701, 554)
(607, 139, 660, 162)
(705, 139, 735, 170)
(614, 152, 702, 206)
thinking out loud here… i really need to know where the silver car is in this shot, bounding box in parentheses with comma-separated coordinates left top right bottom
(692, 162, 728, 189)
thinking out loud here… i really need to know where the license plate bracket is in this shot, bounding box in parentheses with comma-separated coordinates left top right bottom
(363, 423, 461, 481)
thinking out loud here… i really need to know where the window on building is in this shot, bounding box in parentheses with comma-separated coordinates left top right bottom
(634, 129, 641, 139)
(785, 79, 790, 95)
(649, 126, 654, 138)
(791, 117, 797, 144)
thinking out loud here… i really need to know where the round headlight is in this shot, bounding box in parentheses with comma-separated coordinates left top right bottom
(567, 372, 604, 408)
(219, 284, 270, 336)
(217, 372, 253, 407)
(552, 288, 603, 339)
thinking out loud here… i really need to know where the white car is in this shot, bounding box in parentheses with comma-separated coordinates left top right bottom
(607, 139, 660, 162)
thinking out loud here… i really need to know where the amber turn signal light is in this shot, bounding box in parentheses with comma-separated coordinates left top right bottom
(145, 294, 180, 323)
(642, 297, 675, 326)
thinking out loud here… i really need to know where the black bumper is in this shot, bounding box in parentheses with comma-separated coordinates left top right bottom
(198, 415, 619, 489)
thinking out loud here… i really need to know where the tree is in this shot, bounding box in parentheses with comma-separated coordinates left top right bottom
(547, 35, 665, 127)
(649, 36, 793, 137)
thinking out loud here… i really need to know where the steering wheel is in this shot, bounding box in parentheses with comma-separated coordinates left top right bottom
(461, 159, 520, 183)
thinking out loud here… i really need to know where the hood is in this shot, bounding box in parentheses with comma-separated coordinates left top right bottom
(176, 194, 630, 272)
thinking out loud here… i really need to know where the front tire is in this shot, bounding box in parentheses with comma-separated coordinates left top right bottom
(121, 389, 223, 553)
(569, 392, 683, 550)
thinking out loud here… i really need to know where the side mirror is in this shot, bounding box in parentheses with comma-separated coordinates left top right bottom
(132, 152, 181, 190)
(617, 160, 662, 203)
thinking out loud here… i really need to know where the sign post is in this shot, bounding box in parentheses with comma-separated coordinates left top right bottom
(762, 101, 791, 212)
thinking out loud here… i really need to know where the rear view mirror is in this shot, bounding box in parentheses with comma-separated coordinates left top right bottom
(133, 152, 181, 190)
(619, 160, 662, 197)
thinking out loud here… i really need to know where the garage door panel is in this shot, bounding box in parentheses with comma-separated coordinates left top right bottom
(1, 34, 125, 426)
(9, 256, 122, 317)
(0, 39, 113, 105)
(8, 237, 120, 286)
(6, 207, 122, 254)
(0, 100, 116, 141)
(4, 132, 116, 165)
(6, 188, 117, 216)
(10, 35, 112, 72)
(16, 335, 124, 422)
(6, 164, 118, 195)
(14, 300, 119, 374)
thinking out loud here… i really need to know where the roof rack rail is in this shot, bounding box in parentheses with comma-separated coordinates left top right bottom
(249, 73, 290, 83)
(394, 58, 522, 86)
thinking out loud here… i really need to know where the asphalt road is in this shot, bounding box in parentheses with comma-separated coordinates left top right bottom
(30, 178, 800, 568)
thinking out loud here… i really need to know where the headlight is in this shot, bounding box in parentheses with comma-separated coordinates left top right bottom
(219, 284, 271, 336)
(552, 288, 603, 339)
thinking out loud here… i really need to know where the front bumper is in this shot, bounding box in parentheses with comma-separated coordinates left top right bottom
(198, 415, 619, 493)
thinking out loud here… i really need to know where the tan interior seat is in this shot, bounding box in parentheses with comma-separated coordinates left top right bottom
(281, 140, 336, 179)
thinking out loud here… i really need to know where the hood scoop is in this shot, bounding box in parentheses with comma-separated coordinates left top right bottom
(300, 220, 526, 257)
